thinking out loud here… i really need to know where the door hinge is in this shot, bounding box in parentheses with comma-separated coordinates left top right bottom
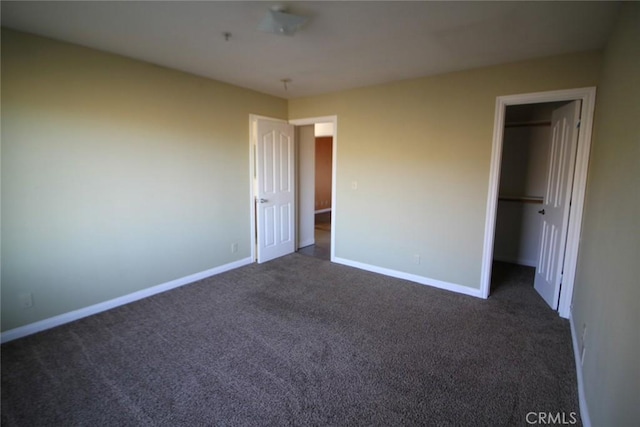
(576, 120, 581, 129)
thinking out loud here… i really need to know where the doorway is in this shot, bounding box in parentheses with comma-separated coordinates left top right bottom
(292, 118, 336, 261)
(480, 88, 596, 318)
(250, 115, 338, 264)
(492, 101, 572, 304)
(297, 123, 334, 260)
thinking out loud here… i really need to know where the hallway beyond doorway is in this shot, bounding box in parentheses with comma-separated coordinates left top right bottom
(298, 212, 331, 260)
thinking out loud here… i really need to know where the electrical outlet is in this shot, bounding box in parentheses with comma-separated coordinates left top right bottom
(351, 181, 358, 190)
(231, 243, 238, 253)
(19, 293, 34, 309)
(413, 254, 421, 265)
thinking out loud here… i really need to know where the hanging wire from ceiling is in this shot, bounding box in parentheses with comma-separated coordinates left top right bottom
(281, 78, 291, 91)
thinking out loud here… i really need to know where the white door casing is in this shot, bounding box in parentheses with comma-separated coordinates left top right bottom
(289, 115, 339, 262)
(255, 118, 295, 263)
(534, 101, 581, 309)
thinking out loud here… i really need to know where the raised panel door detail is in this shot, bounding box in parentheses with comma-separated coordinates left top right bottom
(534, 101, 581, 309)
(255, 119, 295, 263)
(262, 131, 276, 195)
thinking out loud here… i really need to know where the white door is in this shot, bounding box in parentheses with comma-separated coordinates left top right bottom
(255, 119, 295, 263)
(534, 101, 581, 309)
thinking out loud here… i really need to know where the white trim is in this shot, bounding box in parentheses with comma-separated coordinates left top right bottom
(249, 114, 288, 123)
(290, 115, 338, 262)
(480, 87, 597, 318)
(289, 116, 337, 127)
(0, 257, 253, 344)
(334, 257, 483, 298)
(570, 314, 592, 427)
(481, 100, 507, 299)
(315, 208, 332, 214)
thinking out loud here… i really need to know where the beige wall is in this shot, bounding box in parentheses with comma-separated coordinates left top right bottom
(572, 3, 640, 425)
(1, 29, 287, 331)
(289, 51, 601, 288)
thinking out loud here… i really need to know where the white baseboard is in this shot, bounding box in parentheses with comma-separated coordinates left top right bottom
(314, 208, 332, 214)
(332, 257, 484, 298)
(0, 257, 254, 344)
(569, 314, 592, 427)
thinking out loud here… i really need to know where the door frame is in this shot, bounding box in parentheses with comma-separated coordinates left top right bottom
(250, 114, 338, 262)
(289, 115, 338, 262)
(480, 87, 597, 318)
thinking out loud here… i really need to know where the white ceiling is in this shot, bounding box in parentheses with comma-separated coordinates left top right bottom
(1, 1, 620, 99)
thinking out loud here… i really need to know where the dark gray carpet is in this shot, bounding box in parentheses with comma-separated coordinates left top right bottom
(1, 255, 580, 426)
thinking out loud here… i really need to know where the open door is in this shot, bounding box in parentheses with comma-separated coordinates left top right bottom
(534, 100, 581, 309)
(255, 118, 295, 263)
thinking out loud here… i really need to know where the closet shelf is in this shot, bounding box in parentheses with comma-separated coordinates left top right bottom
(498, 196, 543, 204)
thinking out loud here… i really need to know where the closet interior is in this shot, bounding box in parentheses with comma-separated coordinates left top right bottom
(493, 101, 569, 268)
